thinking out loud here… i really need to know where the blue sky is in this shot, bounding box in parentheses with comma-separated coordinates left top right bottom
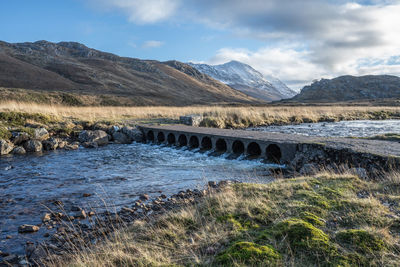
(1, 0, 400, 90)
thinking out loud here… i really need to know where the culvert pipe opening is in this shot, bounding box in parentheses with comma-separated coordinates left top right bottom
(189, 136, 199, 148)
(266, 144, 282, 164)
(216, 139, 227, 152)
(178, 134, 188, 146)
(232, 140, 245, 154)
(147, 131, 154, 142)
(201, 137, 212, 150)
(167, 133, 176, 145)
(247, 142, 261, 157)
(157, 132, 165, 143)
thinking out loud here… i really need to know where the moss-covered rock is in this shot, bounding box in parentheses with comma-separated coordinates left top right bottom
(216, 241, 281, 265)
(336, 229, 386, 254)
(300, 212, 326, 227)
(272, 218, 335, 256)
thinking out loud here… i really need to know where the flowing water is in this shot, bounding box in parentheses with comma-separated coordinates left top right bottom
(248, 119, 400, 137)
(0, 142, 276, 254)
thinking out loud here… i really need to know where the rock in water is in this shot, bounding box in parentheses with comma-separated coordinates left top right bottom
(24, 140, 43, 152)
(112, 132, 132, 144)
(18, 224, 40, 233)
(12, 146, 26, 155)
(34, 128, 49, 140)
(42, 137, 58, 150)
(0, 139, 14, 155)
(121, 126, 144, 142)
(78, 130, 109, 146)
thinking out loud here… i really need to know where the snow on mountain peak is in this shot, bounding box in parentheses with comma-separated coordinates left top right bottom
(188, 61, 296, 101)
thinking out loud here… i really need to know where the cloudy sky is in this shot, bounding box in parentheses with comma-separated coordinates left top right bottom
(1, 0, 400, 90)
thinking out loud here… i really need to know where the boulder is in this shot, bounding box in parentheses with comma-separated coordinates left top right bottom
(24, 140, 43, 152)
(18, 224, 40, 233)
(42, 137, 58, 151)
(179, 115, 203, 127)
(58, 141, 67, 149)
(121, 126, 144, 142)
(78, 130, 108, 146)
(64, 143, 79, 150)
(0, 139, 14, 155)
(112, 131, 132, 144)
(12, 146, 26, 155)
(11, 132, 30, 145)
(82, 142, 98, 148)
(34, 128, 49, 141)
(108, 125, 120, 135)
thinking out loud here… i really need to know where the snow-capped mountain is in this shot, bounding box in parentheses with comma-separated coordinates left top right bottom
(188, 60, 296, 101)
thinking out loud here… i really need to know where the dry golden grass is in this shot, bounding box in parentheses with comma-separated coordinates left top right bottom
(1, 101, 400, 127)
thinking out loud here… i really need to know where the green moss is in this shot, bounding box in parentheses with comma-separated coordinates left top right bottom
(272, 218, 332, 252)
(0, 127, 11, 140)
(295, 190, 331, 209)
(216, 241, 281, 266)
(0, 111, 53, 126)
(300, 212, 326, 227)
(217, 214, 259, 231)
(336, 229, 386, 254)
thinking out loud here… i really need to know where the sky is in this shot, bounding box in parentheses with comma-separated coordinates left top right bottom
(1, 0, 400, 90)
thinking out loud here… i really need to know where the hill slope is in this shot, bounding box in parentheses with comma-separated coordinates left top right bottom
(290, 75, 400, 102)
(0, 41, 262, 106)
(188, 60, 296, 101)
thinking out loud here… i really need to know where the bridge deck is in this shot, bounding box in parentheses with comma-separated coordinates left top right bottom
(139, 124, 400, 158)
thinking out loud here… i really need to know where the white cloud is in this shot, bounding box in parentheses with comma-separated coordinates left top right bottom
(93, 0, 180, 23)
(142, 40, 164, 48)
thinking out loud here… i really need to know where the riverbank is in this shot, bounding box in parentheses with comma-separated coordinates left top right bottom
(4, 170, 400, 266)
(1, 103, 400, 129)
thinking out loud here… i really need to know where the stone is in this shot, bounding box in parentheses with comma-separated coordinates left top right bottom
(179, 115, 203, 127)
(208, 181, 217, 188)
(139, 194, 150, 201)
(112, 131, 132, 144)
(18, 224, 40, 233)
(82, 141, 98, 148)
(0, 139, 14, 155)
(42, 137, 58, 151)
(121, 126, 144, 142)
(82, 193, 92, 197)
(121, 207, 135, 213)
(34, 128, 49, 140)
(78, 130, 108, 146)
(64, 143, 79, 150)
(108, 125, 120, 134)
(11, 132, 30, 145)
(75, 210, 86, 219)
(23, 140, 42, 152)
(350, 168, 368, 179)
(12, 146, 26, 155)
(42, 213, 51, 222)
(6, 235, 12, 239)
(58, 141, 67, 149)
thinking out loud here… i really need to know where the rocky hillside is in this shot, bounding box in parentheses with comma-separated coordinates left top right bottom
(189, 61, 296, 101)
(290, 75, 400, 102)
(0, 41, 262, 106)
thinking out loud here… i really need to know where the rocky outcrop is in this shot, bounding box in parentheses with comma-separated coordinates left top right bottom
(0, 139, 14, 155)
(12, 146, 26, 155)
(121, 126, 143, 142)
(24, 140, 43, 152)
(42, 138, 59, 150)
(112, 132, 131, 144)
(11, 132, 29, 145)
(34, 128, 49, 140)
(290, 75, 400, 102)
(78, 130, 108, 146)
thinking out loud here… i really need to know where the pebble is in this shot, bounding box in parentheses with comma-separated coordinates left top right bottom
(6, 235, 12, 239)
(18, 224, 40, 233)
(139, 194, 150, 201)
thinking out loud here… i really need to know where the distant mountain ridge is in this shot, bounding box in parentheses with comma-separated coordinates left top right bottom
(188, 60, 296, 101)
(0, 40, 263, 106)
(290, 75, 400, 102)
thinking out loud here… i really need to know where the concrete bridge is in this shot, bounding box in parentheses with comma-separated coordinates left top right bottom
(138, 125, 400, 173)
